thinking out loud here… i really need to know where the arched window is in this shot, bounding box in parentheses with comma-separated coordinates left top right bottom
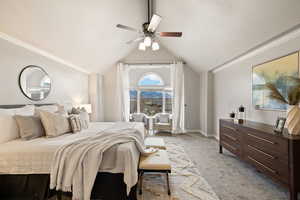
(138, 73, 164, 87)
(130, 72, 172, 116)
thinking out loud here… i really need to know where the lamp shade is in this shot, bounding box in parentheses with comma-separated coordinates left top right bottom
(80, 104, 92, 114)
(139, 42, 146, 51)
(152, 42, 159, 51)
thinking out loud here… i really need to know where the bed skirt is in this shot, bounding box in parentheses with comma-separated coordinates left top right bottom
(0, 172, 137, 200)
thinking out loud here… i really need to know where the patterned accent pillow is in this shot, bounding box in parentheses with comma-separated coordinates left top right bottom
(70, 107, 90, 129)
(69, 115, 82, 133)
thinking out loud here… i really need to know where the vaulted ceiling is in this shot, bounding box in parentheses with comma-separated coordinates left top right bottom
(0, 0, 300, 73)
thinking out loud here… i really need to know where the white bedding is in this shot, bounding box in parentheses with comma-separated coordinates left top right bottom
(0, 122, 145, 174)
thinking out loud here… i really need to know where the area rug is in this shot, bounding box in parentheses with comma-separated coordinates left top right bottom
(137, 141, 220, 200)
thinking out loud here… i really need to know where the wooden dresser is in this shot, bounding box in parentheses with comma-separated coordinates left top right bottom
(219, 119, 300, 200)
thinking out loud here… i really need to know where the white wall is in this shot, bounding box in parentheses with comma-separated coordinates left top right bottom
(0, 37, 89, 105)
(103, 46, 201, 130)
(212, 34, 300, 138)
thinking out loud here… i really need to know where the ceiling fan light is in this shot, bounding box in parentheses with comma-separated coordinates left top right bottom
(152, 42, 159, 51)
(139, 42, 146, 51)
(144, 37, 152, 47)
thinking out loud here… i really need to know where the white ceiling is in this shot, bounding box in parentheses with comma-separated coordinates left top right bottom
(0, 0, 300, 73)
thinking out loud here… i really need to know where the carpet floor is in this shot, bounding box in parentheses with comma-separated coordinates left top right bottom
(158, 133, 289, 200)
(137, 139, 219, 200)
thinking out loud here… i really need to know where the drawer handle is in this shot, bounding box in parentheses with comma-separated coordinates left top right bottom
(247, 145, 276, 160)
(247, 133, 276, 145)
(248, 156, 277, 174)
(223, 125, 237, 132)
(223, 133, 237, 141)
(222, 141, 237, 151)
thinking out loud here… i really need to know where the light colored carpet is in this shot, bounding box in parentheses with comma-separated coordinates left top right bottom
(137, 140, 220, 200)
(159, 133, 289, 200)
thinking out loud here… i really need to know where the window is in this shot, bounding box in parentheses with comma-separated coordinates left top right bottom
(130, 72, 173, 116)
(130, 90, 137, 114)
(165, 91, 173, 114)
(140, 91, 163, 116)
(138, 73, 164, 86)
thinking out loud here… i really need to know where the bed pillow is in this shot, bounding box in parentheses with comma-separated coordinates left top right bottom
(0, 105, 35, 116)
(14, 105, 35, 116)
(69, 115, 82, 133)
(0, 114, 19, 144)
(39, 110, 71, 137)
(14, 115, 45, 140)
(70, 107, 89, 129)
(35, 105, 59, 116)
(79, 110, 89, 129)
(0, 105, 35, 143)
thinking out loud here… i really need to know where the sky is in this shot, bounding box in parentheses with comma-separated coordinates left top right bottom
(138, 74, 164, 86)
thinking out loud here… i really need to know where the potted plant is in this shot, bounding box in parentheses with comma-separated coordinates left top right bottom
(265, 76, 300, 135)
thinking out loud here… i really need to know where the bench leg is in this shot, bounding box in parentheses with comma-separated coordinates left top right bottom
(139, 171, 144, 195)
(166, 172, 171, 195)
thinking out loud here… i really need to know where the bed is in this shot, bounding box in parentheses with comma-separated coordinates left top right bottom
(0, 105, 145, 200)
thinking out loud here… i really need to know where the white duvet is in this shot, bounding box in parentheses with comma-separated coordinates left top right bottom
(0, 122, 145, 175)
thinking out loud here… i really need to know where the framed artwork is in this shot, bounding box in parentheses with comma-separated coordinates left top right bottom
(252, 51, 299, 111)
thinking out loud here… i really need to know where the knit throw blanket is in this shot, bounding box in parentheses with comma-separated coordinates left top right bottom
(50, 122, 147, 200)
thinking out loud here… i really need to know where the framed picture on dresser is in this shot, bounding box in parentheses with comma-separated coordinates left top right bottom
(274, 117, 286, 133)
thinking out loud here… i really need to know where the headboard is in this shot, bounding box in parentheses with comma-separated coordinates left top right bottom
(0, 104, 55, 109)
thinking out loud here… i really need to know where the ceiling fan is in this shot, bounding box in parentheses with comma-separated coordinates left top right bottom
(116, 0, 182, 51)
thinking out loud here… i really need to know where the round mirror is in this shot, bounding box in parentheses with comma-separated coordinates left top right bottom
(19, 66, 51, 101)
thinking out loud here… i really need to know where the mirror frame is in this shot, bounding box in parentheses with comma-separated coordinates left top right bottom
(18, 65, 52, 101)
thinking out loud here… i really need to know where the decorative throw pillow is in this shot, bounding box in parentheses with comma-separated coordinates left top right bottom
(70, 107, 80, 115)
(39, 110, 71, 137)
(14, 115, 45, 140)
(70, 107, 90, 129)
(79, 110, 89, 129)
(69, 115, 82, 133)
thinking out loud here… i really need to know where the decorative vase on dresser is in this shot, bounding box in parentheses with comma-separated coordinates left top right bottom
(219, 119, 300, 200)
(286, 105, 300, 135)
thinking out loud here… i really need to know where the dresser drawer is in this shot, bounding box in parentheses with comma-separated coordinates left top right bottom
(245, 152, 289, 184)
(243, 128, 288, 156)
(220, 139, 241, 156)
(220, 134, 241, 156)
(220, 124, 240, 140)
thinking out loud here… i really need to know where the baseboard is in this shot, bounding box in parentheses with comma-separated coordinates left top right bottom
(213, 134, 219, 141)
(198, 130, 219, 140)
(186, 129, 201, 133)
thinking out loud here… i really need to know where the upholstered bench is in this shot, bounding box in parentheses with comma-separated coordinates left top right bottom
(139, 150, 171, 195)
(145, 137, 166, 150)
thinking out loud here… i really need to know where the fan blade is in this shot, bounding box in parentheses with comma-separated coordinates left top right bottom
(158, 32, 182, 37)
(116, 24, 140, 33)
(147, 14, 162, 32)
(126, 37, 144, 44)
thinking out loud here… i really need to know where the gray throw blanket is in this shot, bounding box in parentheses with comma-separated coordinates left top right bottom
(50, 122, 148, 200)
